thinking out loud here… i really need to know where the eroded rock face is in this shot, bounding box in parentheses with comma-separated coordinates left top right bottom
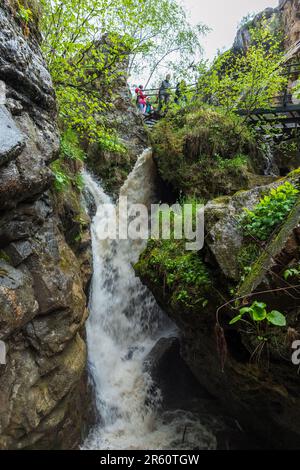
(233, 7, 280, 53)
(0, 4, 92, 449)
(136, 171, 300, 449)
(280, 0, 300, 48)
(233, 1, 300, 54)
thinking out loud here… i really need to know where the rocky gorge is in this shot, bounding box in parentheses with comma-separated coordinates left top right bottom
(0, 0, 300, 452)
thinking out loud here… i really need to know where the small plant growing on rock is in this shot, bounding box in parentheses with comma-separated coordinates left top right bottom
(16, 2, 33, 24)
(230, 301, 286, 327)
(15, 1, 33, 36)
(230, 301, 286, 326)
(229, 301, 287, 364)
(241, 181, 299, 241)
(284, 264, 300, 281)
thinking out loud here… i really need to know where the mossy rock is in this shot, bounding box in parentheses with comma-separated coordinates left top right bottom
(238, 196, 300, 299)
(151, 105, 269, 201)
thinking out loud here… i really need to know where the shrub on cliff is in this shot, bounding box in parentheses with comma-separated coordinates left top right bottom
(240, 181, 300, 241)
(151, 105, 256, 200)
(196, 19, 287, 115)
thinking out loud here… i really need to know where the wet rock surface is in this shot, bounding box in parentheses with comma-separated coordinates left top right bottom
(0, 105, 25, 165)
(85, 55, 148, 196)
(0, 4, 92, 449)
(137, 174, 300, 449)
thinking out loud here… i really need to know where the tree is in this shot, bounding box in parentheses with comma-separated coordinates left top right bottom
(119, 0, 208, 88)
(196, 19, 287, 116)
(40, 0, 207, 142)
(40, 0, 136, 145)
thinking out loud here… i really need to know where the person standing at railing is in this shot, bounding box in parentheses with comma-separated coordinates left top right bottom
(135, 85, 147, 113)
(158, 74, 171, 111)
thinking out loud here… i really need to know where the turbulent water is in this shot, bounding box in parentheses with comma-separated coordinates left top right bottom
(82, 149, 217, 450)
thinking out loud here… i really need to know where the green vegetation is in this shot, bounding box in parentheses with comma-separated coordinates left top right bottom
(16, 1, 33, 24)
(229, 301, 287, 362)
(197, 19, 287, 116)
(241, 182, 299, 241)
(60, 129, 86, 163)
(237, 243, 261, 277)
(135, 238, 211, 309)
(151, 105, 255, 200)
(284, 264, 300, 281)
(230, 301, 286, 327)
(40, 0, 207, 144)
(51, 129, 86, 192)
(216, 154, 248, 170)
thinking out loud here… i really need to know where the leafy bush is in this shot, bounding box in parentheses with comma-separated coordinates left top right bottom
(151, 106, 255, 200)
(60, 129, 86, 162)
(51, 129, 86, 192)
(216, 154, 248, 170)
(241, 181, 299, 241)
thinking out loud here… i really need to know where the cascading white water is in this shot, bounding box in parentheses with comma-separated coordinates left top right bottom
(82, 149, 217, 450)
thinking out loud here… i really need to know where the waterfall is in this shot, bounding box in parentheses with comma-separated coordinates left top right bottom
(82, 149, 217, 450)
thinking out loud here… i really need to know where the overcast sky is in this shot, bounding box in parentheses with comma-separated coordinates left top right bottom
(181, 0, 279, 60)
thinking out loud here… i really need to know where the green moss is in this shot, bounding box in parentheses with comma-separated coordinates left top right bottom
(0, 250, 11, 264)
(212, 195, 231, 205)
(151, 105, 257, 200)
(135, 238, 211, 310)
(287, 168, 300, 178)
(237, 243, 261, 280)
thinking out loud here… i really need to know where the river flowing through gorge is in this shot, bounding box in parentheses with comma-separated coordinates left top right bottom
(81, 149, 218, 450)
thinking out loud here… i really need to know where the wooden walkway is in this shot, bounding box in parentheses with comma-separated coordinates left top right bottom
(142, 58, 300, 136)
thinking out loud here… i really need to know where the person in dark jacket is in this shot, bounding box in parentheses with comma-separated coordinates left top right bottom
(158, 74, 171, 111)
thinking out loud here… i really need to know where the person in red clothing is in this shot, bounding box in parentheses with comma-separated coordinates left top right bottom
(135, 85, 147, 114)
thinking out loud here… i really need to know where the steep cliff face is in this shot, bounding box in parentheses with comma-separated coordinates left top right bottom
(0, 2, 92, 449)
(234, 0, 300, 54)
(280, 0, 300, 48)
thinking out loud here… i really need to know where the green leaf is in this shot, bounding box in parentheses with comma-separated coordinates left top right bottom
(239, 307, 252, 315)
(267, 310, 286, 327)
(229, 314, 242, 325)
(251, 307, 267, 321)
(252, 301, 267, 310)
